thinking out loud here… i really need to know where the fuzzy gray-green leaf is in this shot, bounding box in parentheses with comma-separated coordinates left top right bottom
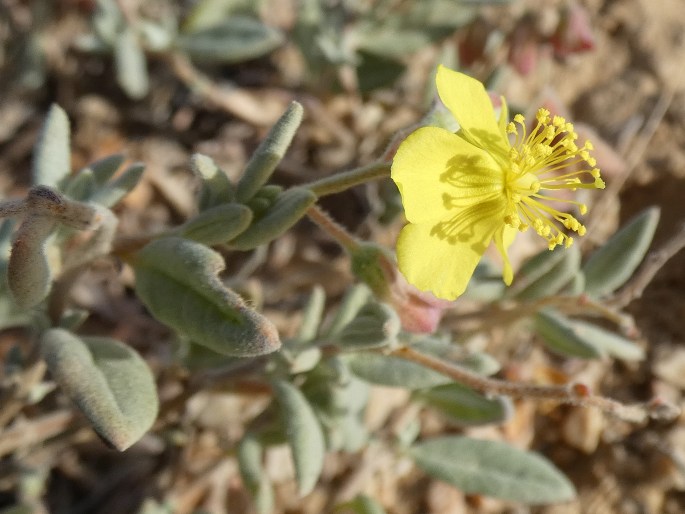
(272, 379, 325, 496)
(510, 245, 580, 300)
(40, 328, 158, 451)
(583, 207, 660, 297)
(177, 17, 283, 64)
(114, 28, 149, 99)
(534, 309, 602, 359)
(570, 319, 644, 361)
(236, 101, 304, 202)
(32, 104, 70, 189)
(91, 163, 145, 207)
(89, 153, 126, 185)
(172, 203, 252, 245)
(191, 153, 235, 209)
(413, 383, 512, 426)
(292, 285, 326, 345)
(410, 436, 575, 504)
(343, 353, 449, 389)
(238, 434, 274, 514)
(536, 311, 644, 362)
(229, 188, 316, 250)
(134, 237, 280, 356)
(337, 301, 400, 350)
(323, 285, 371, 337)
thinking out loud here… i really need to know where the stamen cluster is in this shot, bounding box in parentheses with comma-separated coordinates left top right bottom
(504, 108, 605, 250)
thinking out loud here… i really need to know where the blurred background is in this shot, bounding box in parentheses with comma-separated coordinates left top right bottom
(1, 0, 685, 512)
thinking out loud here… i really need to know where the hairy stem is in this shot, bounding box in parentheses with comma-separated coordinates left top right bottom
(306, 204, 359, 251)
(304, 161, 392, 198)
(391, 345, 679, 423)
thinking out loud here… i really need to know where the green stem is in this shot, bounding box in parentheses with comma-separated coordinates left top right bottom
(304, 161, 392, 198)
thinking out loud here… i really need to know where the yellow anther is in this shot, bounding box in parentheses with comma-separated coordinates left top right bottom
(514, 114, 525, 124)
(578, 225, 586, 236)
(565, 237, 574, 248)
(579, 204, 587, 215)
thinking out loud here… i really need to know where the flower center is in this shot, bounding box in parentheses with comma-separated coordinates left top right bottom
(503, 108, 605, 250)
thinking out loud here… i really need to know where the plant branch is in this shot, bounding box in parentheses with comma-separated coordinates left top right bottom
(306, 204, 360, 251)
(303, 161, 392, 198)
(390, 345, 679, 423)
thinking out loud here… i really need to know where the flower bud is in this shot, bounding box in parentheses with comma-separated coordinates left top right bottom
(350, 243, 450, 333)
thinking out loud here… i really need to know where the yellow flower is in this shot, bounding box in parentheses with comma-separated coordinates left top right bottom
(391, 65, 604, 300)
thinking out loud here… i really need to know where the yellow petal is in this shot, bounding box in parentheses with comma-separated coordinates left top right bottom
(493, 224, 517, 285)
(498, 95, 509, 139)
(397, 204, 505, 300)
(392, 126, 503, 224)
(436, 65, 509, 159)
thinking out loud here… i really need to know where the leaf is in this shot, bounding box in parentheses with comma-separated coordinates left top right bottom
(89, 153, 126, 185)
(571, 319, 645, 361)
(292, 285, 326, 345)
(536, 311, 644, 362)
(191, 153, 235, 210)
(413, 383, 512, 426)
(510, 245, 581, 300)
(183, 0, 260, 33)
(413, 338, 501, 376)
(343, 352, 449, 389)
(583, 207, 660, 297)
(172, 203, 252, 245)
(534, 309, 602, 359)
(464, 260, 506, 302)
(410, 436, 576, 504)
(40, 328, 158, 451)
(344, 338, 500, 389)
(133, 237, 281, 356)
(114, 28, 149, 99)
(61, 152, 126, 203)
(323, 285, 371, 337)
(337, 302, 400, 350)
(229, 188, 317, 250)
(237, 434, 274, 514)
(62, 168, 96, 201)
(92, 0, 124, 45)
(91, 162, 145, 207)
(177, 17, 283, 63)
(272, 379, 326, 496)
(32, 104, 70, 189)
(337, 494, 387, 514)
(236, 101, 304, 202)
